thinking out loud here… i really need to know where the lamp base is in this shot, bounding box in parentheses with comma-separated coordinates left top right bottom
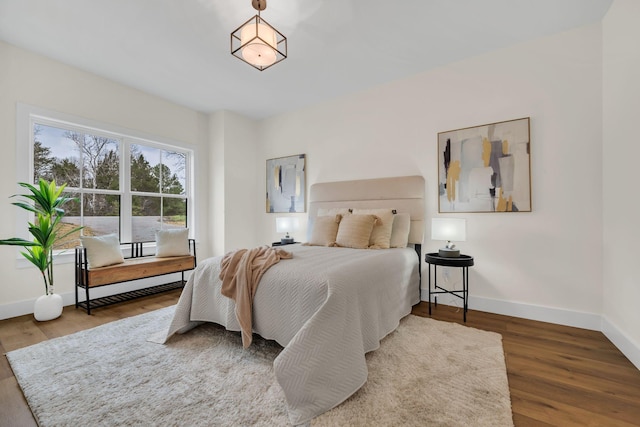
(281, 237, 294, 244)
(438, 248, 460, 258)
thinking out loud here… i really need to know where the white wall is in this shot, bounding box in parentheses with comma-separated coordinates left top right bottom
(208, 111, 260, 253)
(0, 41, 211, 317)
(602, 0, 640, 368)
(257, 23, 605, 330)
(209, 111, 226, 257)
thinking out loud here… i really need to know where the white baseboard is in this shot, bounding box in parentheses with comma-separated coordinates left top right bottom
(601, 316, 640, 371)
(420, 291, 602, 330)
(468, 295, 603, 331)
(1, 298, 36, 320)
(0, 272, 186, 320)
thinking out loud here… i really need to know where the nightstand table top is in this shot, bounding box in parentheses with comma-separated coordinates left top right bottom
(424, 252, 474, 267)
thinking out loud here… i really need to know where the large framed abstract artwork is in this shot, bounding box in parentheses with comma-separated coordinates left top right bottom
(438, 117, 531, 213)
(266, 154, 306, 213)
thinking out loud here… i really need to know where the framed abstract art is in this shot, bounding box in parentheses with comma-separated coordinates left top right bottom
(438, 117, 531, 213)
(266, 154, 306, 213)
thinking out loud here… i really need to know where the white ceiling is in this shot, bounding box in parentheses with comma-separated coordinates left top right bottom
(0, 0, 612, 119)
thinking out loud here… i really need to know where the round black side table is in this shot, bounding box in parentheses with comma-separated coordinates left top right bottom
(424, 252, 474, 322)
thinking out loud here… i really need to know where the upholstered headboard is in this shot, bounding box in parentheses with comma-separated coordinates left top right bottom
(308, 175, 425, 244)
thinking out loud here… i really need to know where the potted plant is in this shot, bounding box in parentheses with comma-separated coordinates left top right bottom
(0, 179, 82, 321)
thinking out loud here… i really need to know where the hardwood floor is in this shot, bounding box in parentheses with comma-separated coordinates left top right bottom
(1, 294, 639, 426)
(412, 302, 640, 427)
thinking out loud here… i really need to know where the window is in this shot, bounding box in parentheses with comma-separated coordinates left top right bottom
(129, 144, 188, 242)
(19, 105, 194, 250)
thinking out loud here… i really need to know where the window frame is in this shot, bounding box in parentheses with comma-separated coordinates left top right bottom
(15, 103, 196, 265)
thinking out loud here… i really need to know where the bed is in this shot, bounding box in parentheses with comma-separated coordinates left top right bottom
(159, 175, 425, 425)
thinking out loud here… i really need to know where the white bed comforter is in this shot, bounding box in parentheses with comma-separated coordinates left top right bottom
(159, 244, 420, 425)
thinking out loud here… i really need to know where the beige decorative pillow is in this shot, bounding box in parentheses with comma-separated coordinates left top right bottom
(389, 213, 411, 248)
(352, 208, 394, 249)
(307, 214, 342, 246)
(306, 208, 350, 242)
(80, 234, 125, 269)
(335, 214, 379, 249)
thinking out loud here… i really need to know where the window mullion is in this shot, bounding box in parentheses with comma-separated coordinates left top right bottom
(121, 139, 132, 242)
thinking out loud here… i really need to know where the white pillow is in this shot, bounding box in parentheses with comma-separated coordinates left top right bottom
(80, 234, 125, 269)
(352, 208, 395, 249)
(156, 228, 190, 257)
(389, 213, 411, 248)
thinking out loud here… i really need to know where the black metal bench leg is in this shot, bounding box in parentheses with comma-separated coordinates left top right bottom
(85, 285, 91, 315)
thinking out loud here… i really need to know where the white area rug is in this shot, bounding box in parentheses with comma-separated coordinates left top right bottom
(6, 306, 513, 426)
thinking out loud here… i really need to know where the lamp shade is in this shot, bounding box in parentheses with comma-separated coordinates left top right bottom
(240, 22, 277, 67)
(276, 216, 299, 233)
(431, 218, 466, 242)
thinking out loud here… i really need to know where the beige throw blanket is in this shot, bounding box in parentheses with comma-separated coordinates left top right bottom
(219, 245, 293, 348)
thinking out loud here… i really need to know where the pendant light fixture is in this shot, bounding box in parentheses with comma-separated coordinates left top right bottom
(230, 0, 287, 71)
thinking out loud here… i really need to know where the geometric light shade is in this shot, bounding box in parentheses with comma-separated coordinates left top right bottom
(231, 14, 287, 71)
(431, 218, 466, 242)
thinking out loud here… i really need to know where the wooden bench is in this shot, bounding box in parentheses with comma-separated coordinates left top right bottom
(75, 239, 196, 314)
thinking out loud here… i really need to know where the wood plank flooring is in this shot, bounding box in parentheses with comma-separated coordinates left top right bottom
(1, 293, 639, 426)
(412, 303, 640, 427)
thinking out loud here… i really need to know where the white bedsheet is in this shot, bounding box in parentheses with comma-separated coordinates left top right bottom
(159, 244, 420, 425)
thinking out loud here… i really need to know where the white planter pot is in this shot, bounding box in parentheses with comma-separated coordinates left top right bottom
(34, 293, 63, 321)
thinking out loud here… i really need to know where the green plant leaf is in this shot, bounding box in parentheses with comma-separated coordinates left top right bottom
(21, 245, 49, 270)
(0, 237, 40, 247)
